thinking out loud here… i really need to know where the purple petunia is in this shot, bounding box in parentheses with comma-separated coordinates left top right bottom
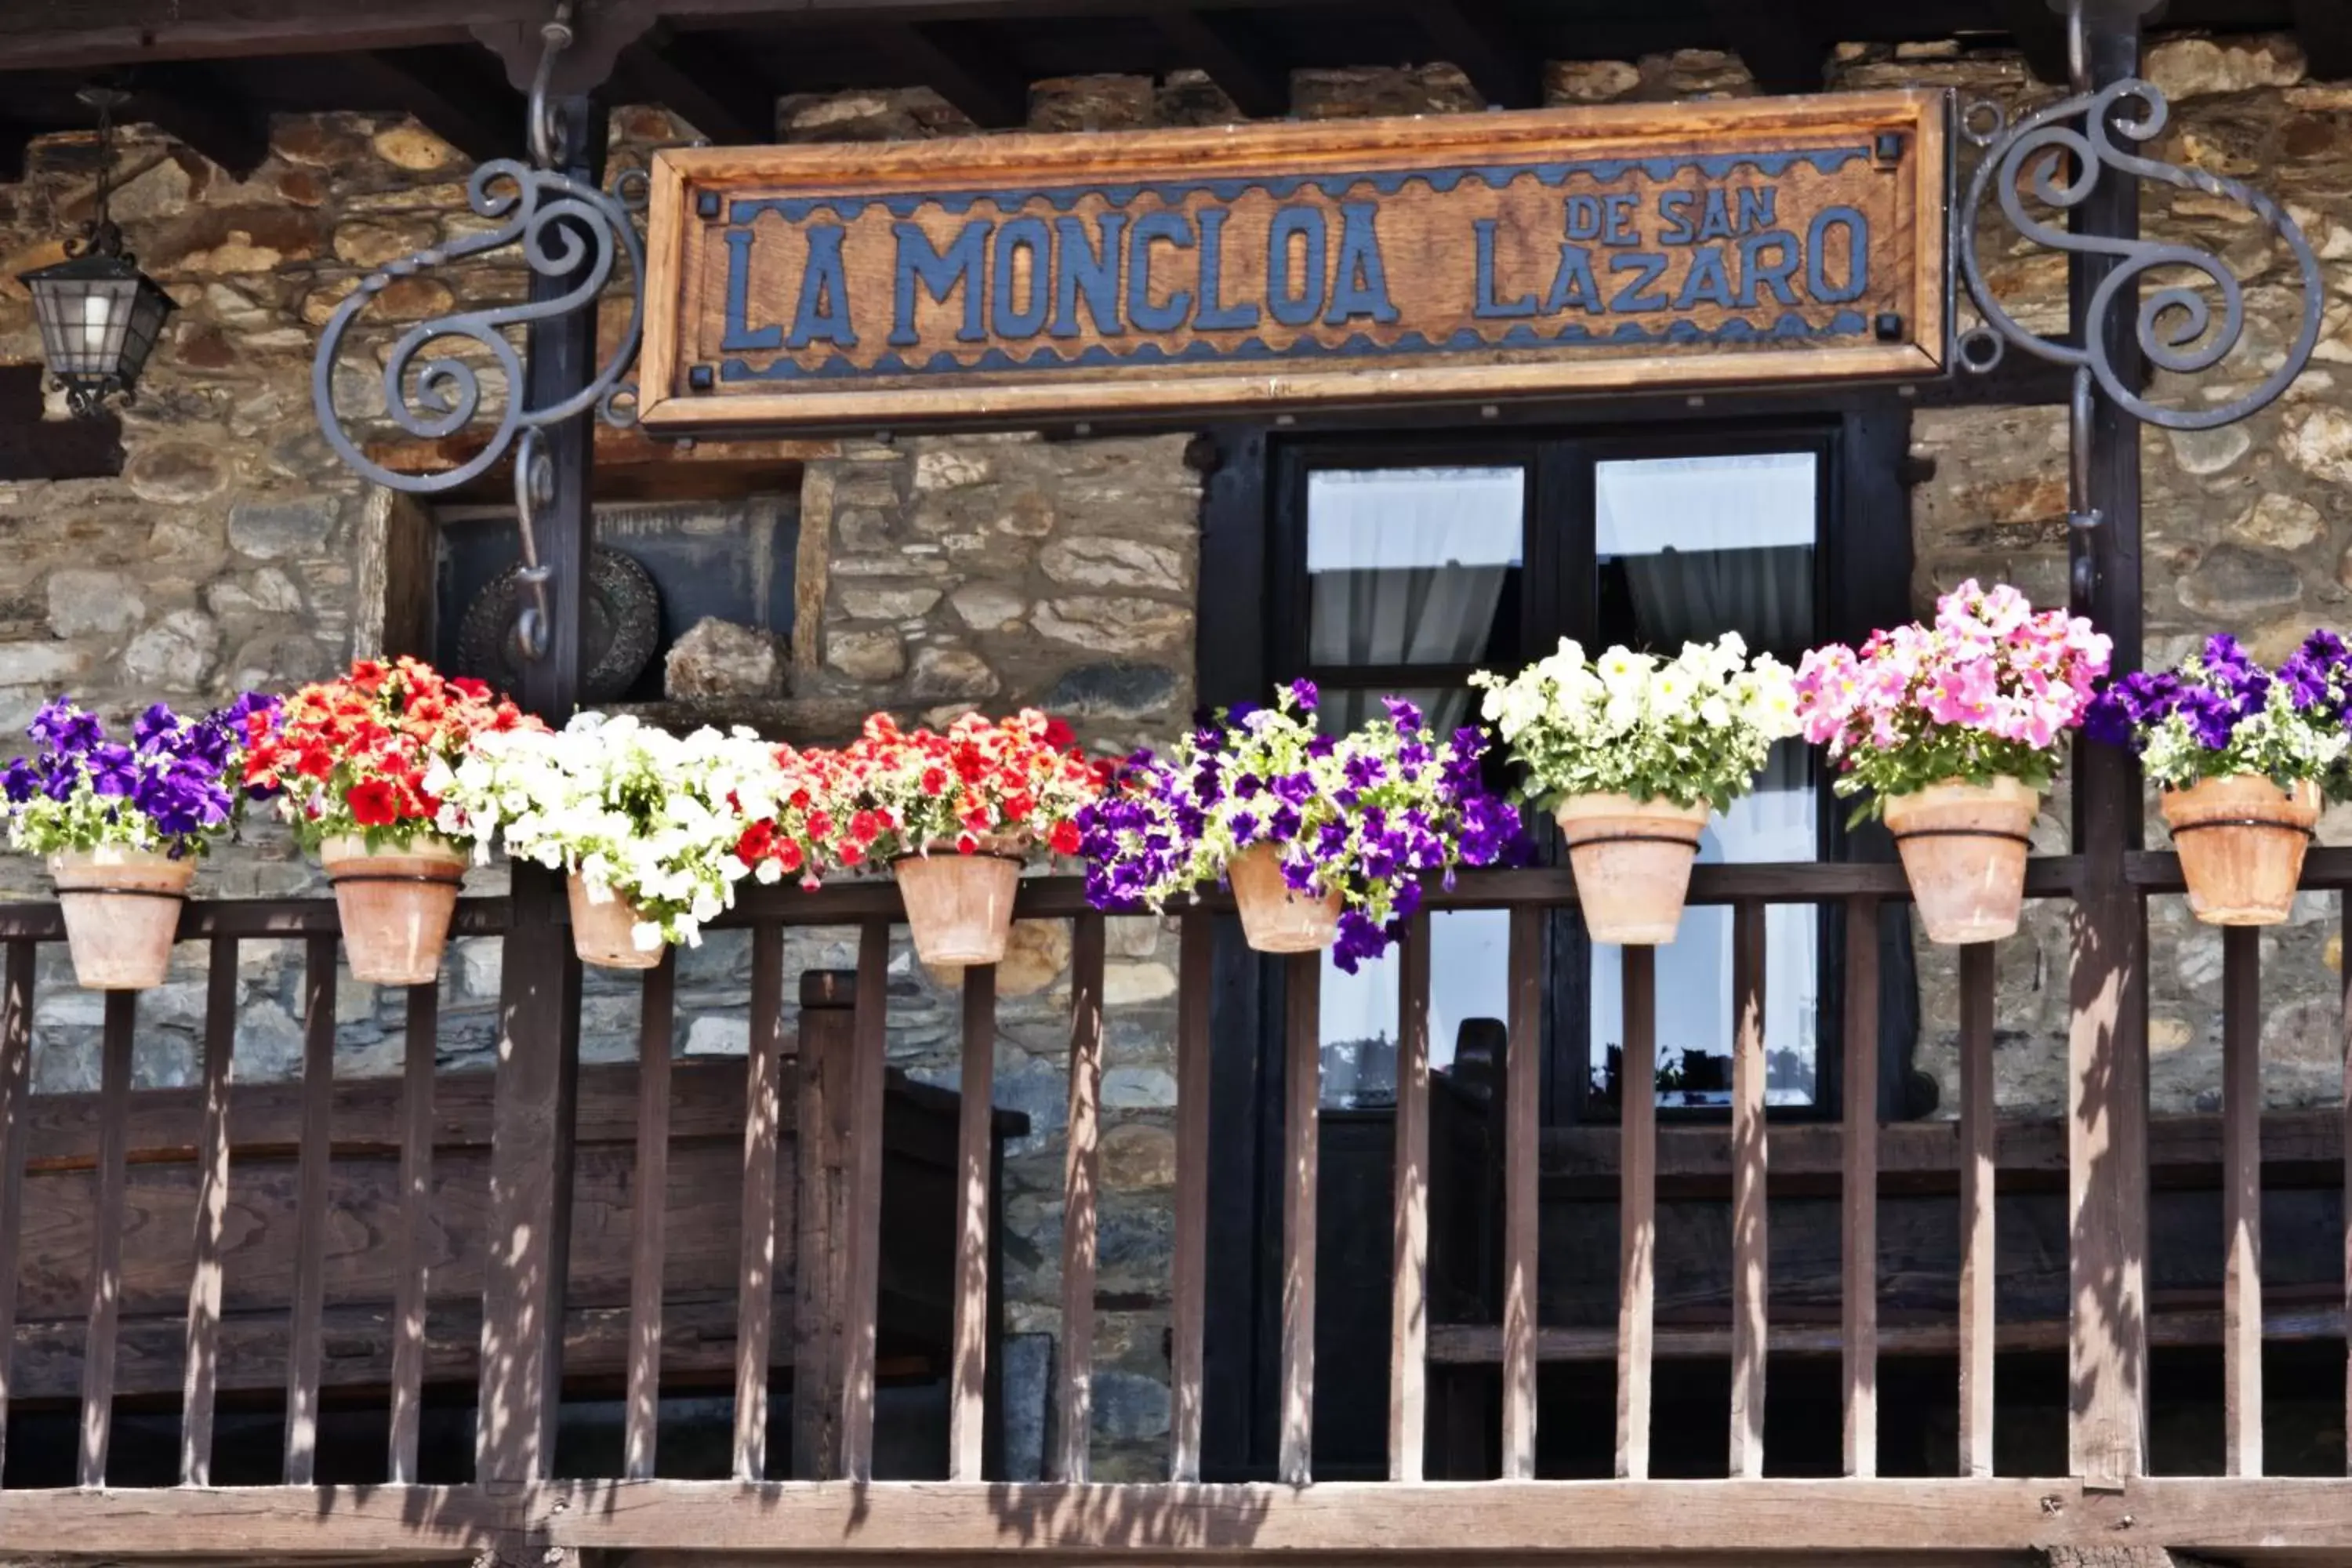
(2, 692, 276, 860)
(1076, 679, 1526, 971)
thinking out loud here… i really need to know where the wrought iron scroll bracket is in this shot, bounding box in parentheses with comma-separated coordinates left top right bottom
(309, 0, 644, 660)
(1955, 78, 2322, 436)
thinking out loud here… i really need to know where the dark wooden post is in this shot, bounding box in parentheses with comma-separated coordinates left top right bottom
(2065, 0, 2152, 1488)
(478, 92, 604, 1488)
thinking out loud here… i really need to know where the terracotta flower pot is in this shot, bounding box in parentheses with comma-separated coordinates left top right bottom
(47, 845, 195, 990)
(2160, 773, 2321, 927)
(1882, 775, 2039, 946)
(1227, 841, 1341, 954)
(893, 849, 1022, 967)
(568, 874, 663, 970)
(1554, 793, 1711, 946)
(319, 833, 467, 986)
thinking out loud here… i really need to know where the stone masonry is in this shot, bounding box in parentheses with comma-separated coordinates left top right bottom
(0, 31, 2343, 1479)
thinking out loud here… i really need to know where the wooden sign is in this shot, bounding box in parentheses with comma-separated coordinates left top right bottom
(639, 91, 1948, 431)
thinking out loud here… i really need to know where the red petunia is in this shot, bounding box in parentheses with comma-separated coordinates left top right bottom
(348, 779, 400, 828)
(1048, 819, 1081, 856)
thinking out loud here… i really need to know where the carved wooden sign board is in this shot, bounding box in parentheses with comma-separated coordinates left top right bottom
(640, 91, 1949, 431)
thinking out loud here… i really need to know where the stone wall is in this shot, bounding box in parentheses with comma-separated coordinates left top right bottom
(0, 27, 2343, 1481)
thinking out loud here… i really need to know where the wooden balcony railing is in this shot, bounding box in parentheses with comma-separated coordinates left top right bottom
(0, 851, 2349, 1563)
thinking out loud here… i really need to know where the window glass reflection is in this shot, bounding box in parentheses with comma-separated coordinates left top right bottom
(1589, 452, 1820, 1109)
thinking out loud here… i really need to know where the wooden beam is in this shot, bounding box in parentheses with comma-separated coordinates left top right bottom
(622, 25, 777, 145)
(873, 21, 1029, 130)
(1702, 0, 1828, 94)
(2295, 0, 2352, 80)
(127, 63, 272, 177)
(1153, 9, 1287, 119)
(1995, 0, 2073, 85)
(335, 47, 527, 165)
(1414, 0, 1542, 110)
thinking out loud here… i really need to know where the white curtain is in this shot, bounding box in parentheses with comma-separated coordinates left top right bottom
(1306, 467, 1522, 736)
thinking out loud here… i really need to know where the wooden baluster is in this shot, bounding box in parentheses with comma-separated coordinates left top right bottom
(839, 918, 890, 1482)
(1279, 949, 1320, 1486)
(181, 935, 237, 1485)
(1841, 897, 1880, 1479)
(949, 962, 996, 1482)
(79, 989, 136, 1486)
(1501, 906, 1541, 1480)
(1728, 900, 1767, 1479)
(792, 971, 856, 1479)
(1056, 913, 1105, 1483)
(623, 949, 674, 1483)
(1170, 910, 1211, 1483)
(2223, 923, 2263, 1476)
(1389, 914, 1431, 1483)
(1614, 944, 1655, 1480)
(734, 924, 785, 1482)
(0, 942, 30, 1488)
(1958, 941, 1996, 1478)
(385, 977, 441, 1485)
(284, 934, 336, 1485)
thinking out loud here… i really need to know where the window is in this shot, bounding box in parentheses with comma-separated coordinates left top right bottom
(1270, 423, 1875, 1120)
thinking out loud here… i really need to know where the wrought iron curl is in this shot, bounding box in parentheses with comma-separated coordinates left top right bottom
(1956, 77, 2322, 432)
(310, 156, 645, 495)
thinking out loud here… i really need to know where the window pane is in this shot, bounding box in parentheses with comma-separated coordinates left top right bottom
(1590, 452, 1820, 1109)
(1319, 909, 1511, 1109)
(1306, 466, 1523, 670)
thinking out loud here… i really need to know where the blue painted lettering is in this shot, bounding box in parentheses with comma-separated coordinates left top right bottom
(1672, 245, 1736, 310)
(1657, 191, 1696, 245)
(1563, 194, 1605, 242)
(1606, 251, 1670, 311)
(1051, 214, 1123, 338)
(1736, 186, 1777, 234)
(1194, 208, 1260, 331)
(784, 224, 855, 349)
(891, 220, 989, 346)
(1267, 205, 1327, 328)
(722, 228, 782, 351)
(1127, 212, 1193, 333)
(1326, 202, 1397, 325)
(1603, 193, 1641, 245)
(1806, 205, 1868, 303)
(1475, 219, 1535, 318)
(989, 216, 1051, 339)
(1696, 188, 1737, 242)
(1543, 244, 1602, 314)
(1736, 230, 1800, 307)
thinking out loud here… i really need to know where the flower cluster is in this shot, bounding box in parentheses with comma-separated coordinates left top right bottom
(2, 694, 279, 858)
(244, 657, 541, 851)
(1079, 681, 1521, 971)
(1795, 580, 2112, 818)
(430, 713, 794, 951)
(739, 710, 1109, 877)
(2085, 631, 2352, 793)
(1470, 633, 1802, 813)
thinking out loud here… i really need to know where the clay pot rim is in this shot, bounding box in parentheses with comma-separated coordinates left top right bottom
(890, 847, 1028, 868)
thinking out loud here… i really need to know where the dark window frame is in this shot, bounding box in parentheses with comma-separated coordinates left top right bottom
(1269, 417, 1874, 1127)
(1191, 394, 1922, 1482)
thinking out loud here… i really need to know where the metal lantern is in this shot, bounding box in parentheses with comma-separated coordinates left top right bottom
(23, 87, 175, 419)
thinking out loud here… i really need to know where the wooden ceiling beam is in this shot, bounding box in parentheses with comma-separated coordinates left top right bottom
(1994, 0, 2074, 84)
(1413, 0, 1544, 110)
(2292, 0, 2352, 81)
(1153, 9, 1289, 119)
(126, 64, 272, 176)
(620, 24, 776, 144)
(1703, 0, 1831, 94)
(335, 48, 527, 165)
(871, 21, 1030, 130)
